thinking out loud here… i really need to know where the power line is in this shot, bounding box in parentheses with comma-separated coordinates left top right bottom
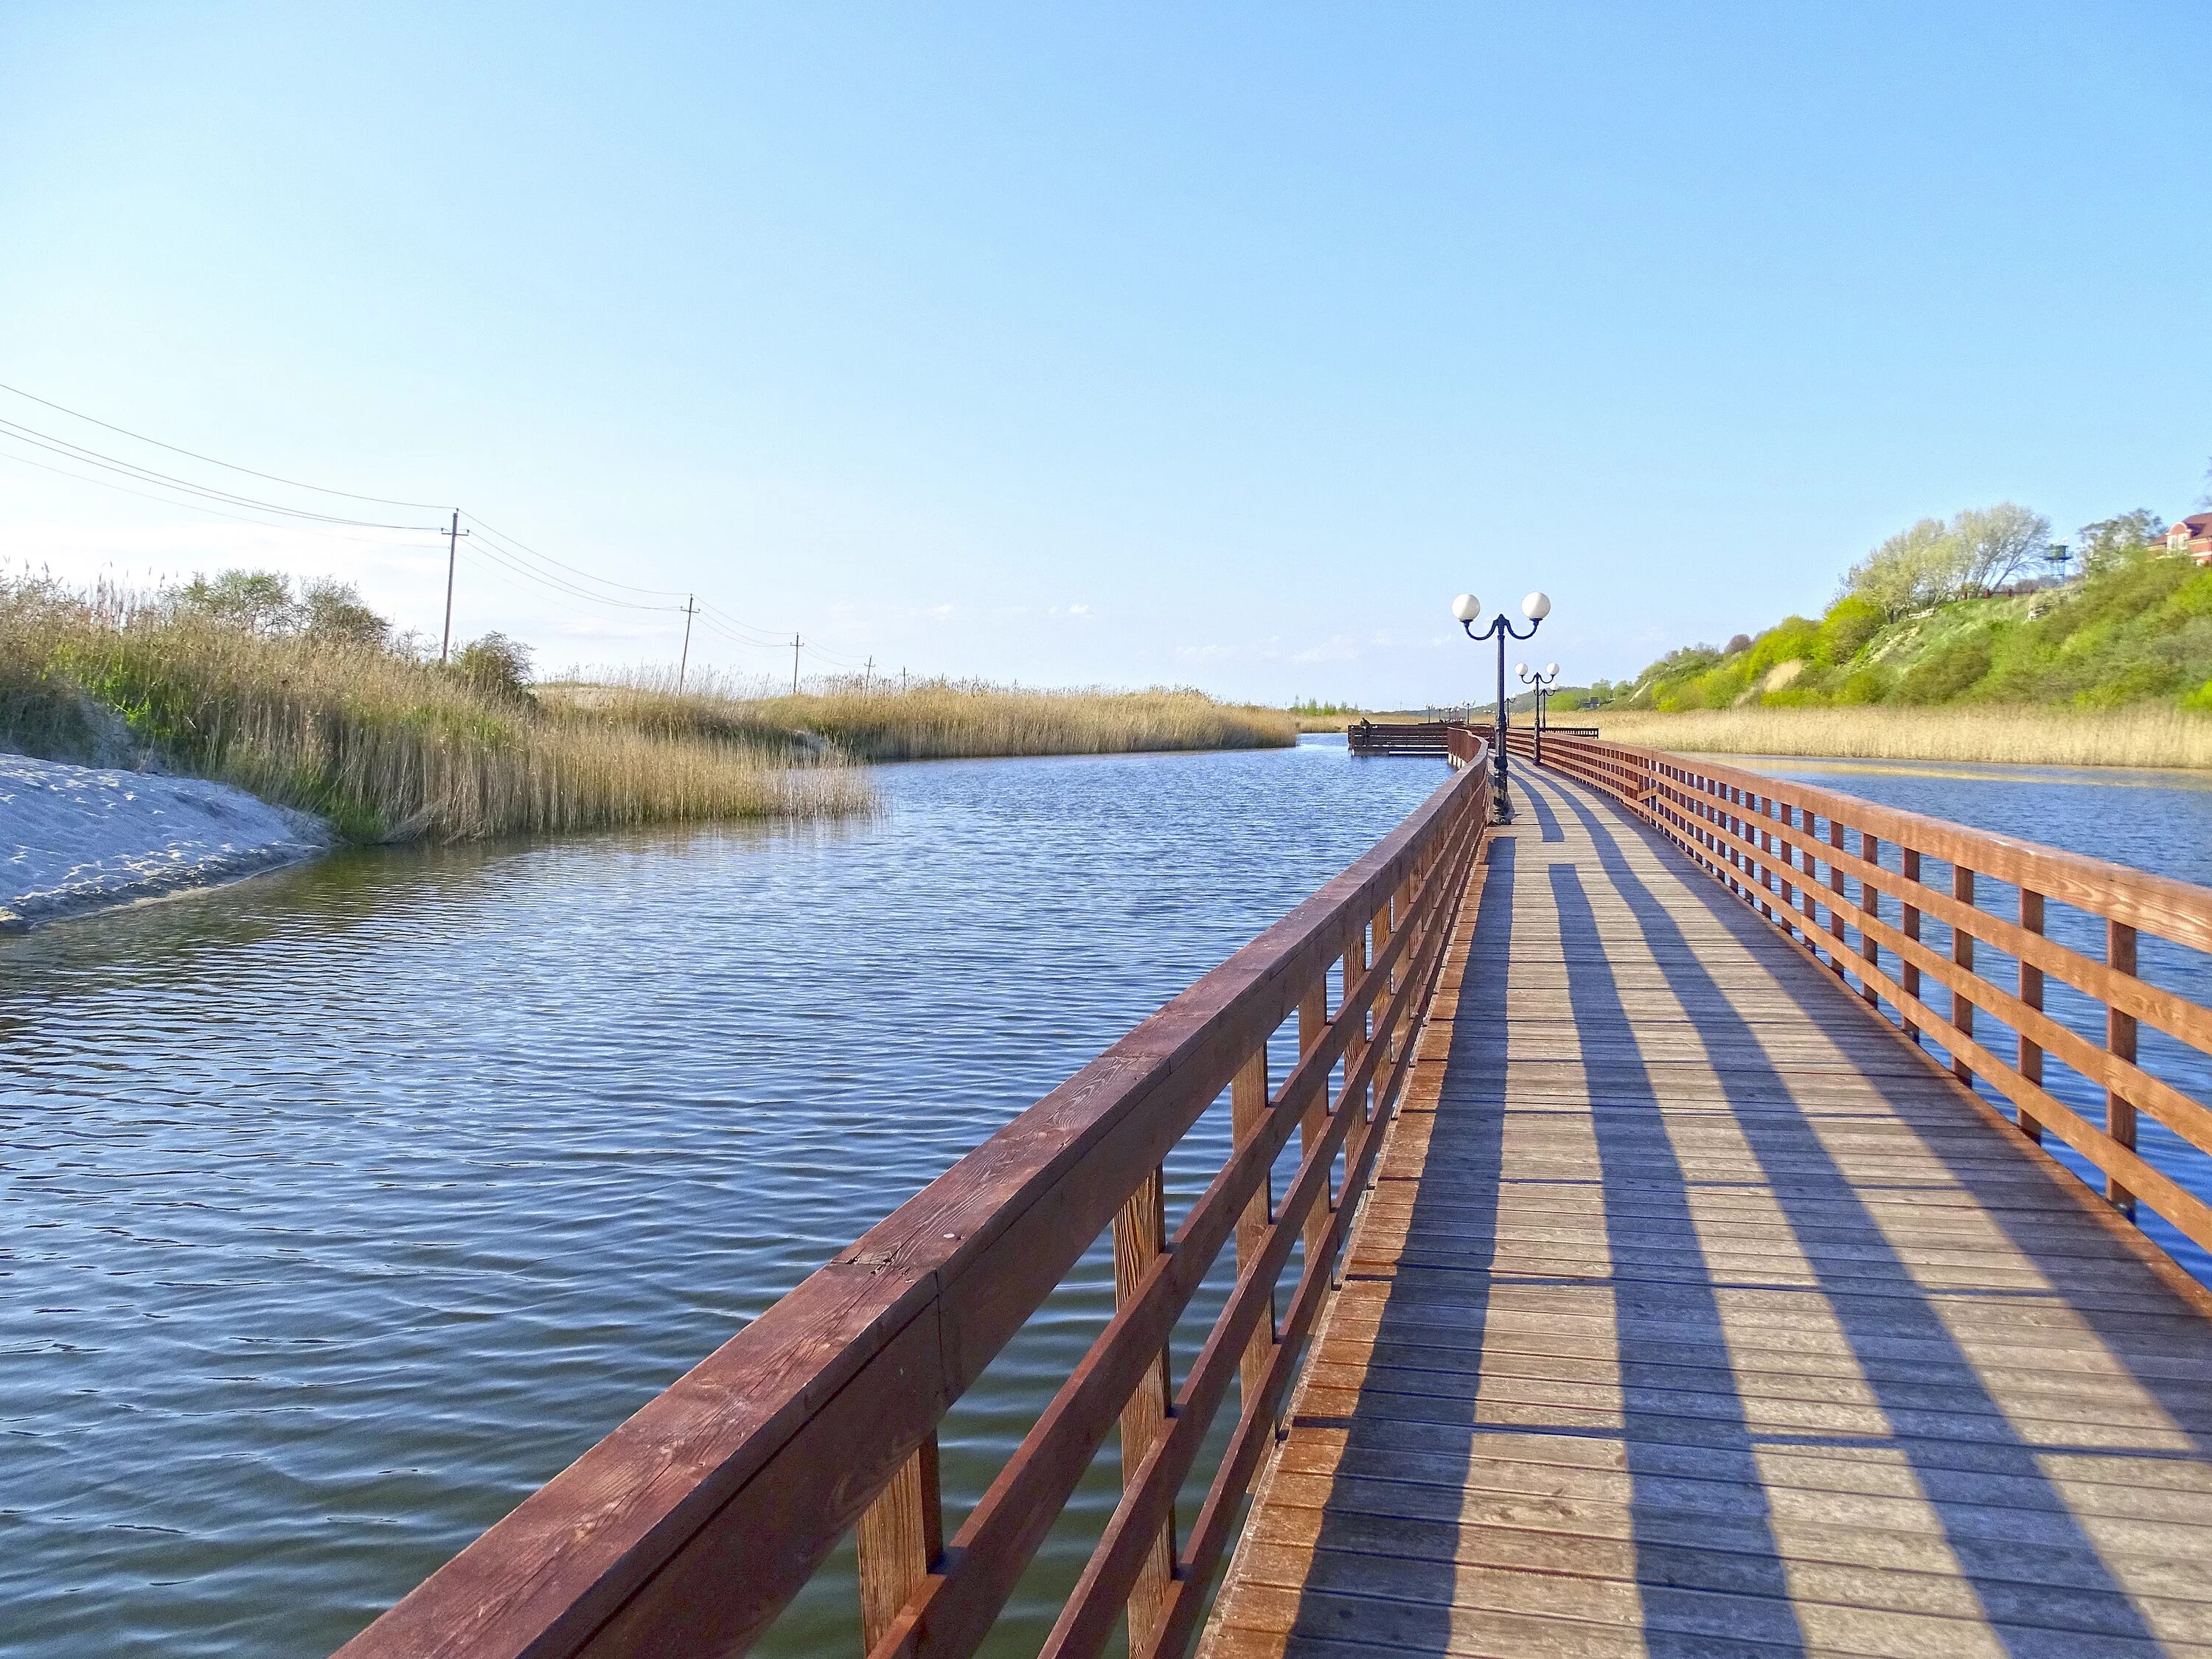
(0, 380, 879, 672)
(0, 445, 438, 549)
(0, 420, 442, 531)
(460, 533, 686, 612)
(0, 379, 448, 509)
(462, 512, 693, 599)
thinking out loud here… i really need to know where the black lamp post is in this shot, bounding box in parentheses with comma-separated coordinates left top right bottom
(1453, 590, 1551, 824)
(1517, 660, 1562, 767)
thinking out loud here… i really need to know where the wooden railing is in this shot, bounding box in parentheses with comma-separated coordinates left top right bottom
(1511, 728, 2212, 1258)
(1346, 720, 1455, 756)
(336, 749, 1492, 1659)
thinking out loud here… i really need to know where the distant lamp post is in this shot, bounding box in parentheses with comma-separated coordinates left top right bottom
(1453, 590, 1551, 823)
(1518, 660, 1562, 766)
(2045, 541, 2073, 583)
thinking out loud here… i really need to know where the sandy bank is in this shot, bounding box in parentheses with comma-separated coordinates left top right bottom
(1, 754, 330, 930)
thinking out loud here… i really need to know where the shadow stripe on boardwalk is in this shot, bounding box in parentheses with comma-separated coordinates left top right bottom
(1203, 767, 2212, 1659)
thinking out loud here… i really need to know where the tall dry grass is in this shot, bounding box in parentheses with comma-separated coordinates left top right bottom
(549, 672, 1299, 762)
(1590, 706, 2212, 771)
(0, 577, 870, 841)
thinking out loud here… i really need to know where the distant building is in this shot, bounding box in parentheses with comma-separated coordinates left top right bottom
(2163, 513, 2212, 563)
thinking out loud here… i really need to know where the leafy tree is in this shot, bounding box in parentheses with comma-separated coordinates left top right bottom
(1949, 503, 2051, 593)
(1723, 633, 1753, 655)
(2076, 509, 2165, 576)
(178, 569, 301, 634)
(299, 579, 391, 647)
(1841, 518, 1949, 618)
(1840, 504, 2051, 616)
(453, 631, 534, 698)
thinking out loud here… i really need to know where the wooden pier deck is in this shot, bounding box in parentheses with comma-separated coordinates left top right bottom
(1206, 767, 2212, 1658)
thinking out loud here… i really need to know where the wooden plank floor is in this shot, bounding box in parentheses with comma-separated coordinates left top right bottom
(1205, 768, 2212, 1659)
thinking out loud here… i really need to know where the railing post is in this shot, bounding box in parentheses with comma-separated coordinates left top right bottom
(1826, 816, 1848, 976)
(1114, 1166, 1174, 1658)
(1790, 807, 1815, 943)
(1951, 865, 1976, 1085)
(1901, 846, 1923, 1043)
(857, 1433, 943, 1650)
(2108, 921, 2138, 1216)
(1857, 833, 1881, 1005)
(1231, 1048, 1274, 1409)
(1756, 796, 1778, 922)
(1298, 982, 1329, 1266)
(2017, 890, 2045, 1142)
(1368, 896, 1393, 1078)
(1388, 873, 1416, 1066)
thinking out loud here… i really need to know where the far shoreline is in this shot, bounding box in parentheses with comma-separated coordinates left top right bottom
(1563, 705, 2212, 774)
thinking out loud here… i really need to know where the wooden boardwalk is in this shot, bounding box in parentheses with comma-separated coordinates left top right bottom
(1207, 768, 2212, 1659)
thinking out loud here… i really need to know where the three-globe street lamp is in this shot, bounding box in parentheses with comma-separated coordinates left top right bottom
(1453, 590, 1551, 824)
(1517, 660, 1562, 768)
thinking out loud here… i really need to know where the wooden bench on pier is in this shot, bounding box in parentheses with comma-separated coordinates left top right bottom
(336, 733, 2212, 1659)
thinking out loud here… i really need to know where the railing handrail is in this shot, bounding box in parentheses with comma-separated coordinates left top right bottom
(338, 745, 1493, 1659)
(1512, 728, 2212, 1266)
(1514, 732, 2212, 953)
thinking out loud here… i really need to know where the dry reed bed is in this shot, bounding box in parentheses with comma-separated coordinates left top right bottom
(0, 582, 869, 841)
(549, 678, 1299, 762)
(1590, 706, 2212, 771)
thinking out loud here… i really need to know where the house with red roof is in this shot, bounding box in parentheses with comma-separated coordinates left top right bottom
(2163, 513, 2212, 563)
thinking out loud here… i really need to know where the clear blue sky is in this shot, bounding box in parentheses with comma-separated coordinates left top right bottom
(2, 3, 2206, 703)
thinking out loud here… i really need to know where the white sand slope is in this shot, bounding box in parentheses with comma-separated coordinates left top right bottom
(0, 754, 330, 930)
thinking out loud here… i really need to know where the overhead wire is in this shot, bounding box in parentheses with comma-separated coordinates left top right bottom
(0, 418, 443, 531)
(696, 599, 801, 646)
(0, 378, 448, 509)
(0, 445, 443, 549)
(462, 535, 686, 613)
(462, 511, 693, 599)
(0, 380, 879, 672)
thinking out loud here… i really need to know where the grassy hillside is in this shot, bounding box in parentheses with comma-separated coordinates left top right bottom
(1615, 547, 2212, 715)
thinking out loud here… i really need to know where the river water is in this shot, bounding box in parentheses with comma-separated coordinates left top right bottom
(1, 737, 1444, 1659)
(6, 740, 2211, 1658)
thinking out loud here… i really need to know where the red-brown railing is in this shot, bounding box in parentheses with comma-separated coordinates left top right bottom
(1512, 728, 2212, 1258)
(337, 750, 1492, 1659)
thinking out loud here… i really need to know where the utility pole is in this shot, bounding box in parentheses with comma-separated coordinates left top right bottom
(863, 655, 875, 695)
(900, 667, 908, 693)
(791, 633, 802, 695)
(678, 597, 697, 692)
(439, 510, 470, 664)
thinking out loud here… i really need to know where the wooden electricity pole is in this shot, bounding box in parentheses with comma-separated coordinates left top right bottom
(678, 597, 697, 692)
(439, 510, 470, 664)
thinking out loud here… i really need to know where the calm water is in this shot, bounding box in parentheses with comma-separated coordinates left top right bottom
(1, 738, 1443, 1659)
(7, 742, 2212, 1657)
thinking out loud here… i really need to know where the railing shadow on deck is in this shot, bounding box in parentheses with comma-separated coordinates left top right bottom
(1286, 771, 2207, 1654)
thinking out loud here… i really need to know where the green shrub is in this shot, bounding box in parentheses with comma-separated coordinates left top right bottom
(1833, 667, 1891, 704)
(1896, 639, 1993, 704)
(1747, 616, 1819, 676)
(1816, 597, 1885, 665)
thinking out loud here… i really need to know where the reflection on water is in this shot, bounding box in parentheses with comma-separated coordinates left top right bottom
(0, 737, 1444, 1659)
(1733, 754, 2212, 1284)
